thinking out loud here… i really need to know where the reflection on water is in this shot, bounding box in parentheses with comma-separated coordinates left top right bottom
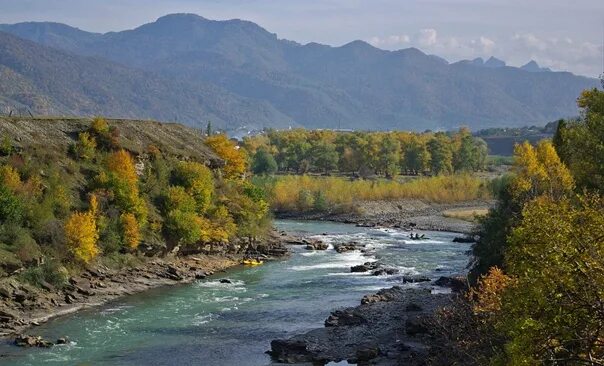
(0, 220, 469, 366)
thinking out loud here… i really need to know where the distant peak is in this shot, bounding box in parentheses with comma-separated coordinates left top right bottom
(471, 57, 484, 66)
(341, 40, 376, 49)
(521, 60, 551, 72)
(484, 56, 506, 68)
(155, 13, 209, 23)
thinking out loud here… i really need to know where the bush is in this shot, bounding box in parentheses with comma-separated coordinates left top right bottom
(20, 260, 69, 289)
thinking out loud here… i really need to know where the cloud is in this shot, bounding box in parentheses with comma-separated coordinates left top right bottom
(417, 28, 438, 46)
(368, 28, 602, 77)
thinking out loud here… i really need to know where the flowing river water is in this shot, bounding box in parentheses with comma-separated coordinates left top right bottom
(0, 220, 470, 366)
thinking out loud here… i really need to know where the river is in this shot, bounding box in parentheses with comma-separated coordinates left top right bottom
(0, 220, 470, 366)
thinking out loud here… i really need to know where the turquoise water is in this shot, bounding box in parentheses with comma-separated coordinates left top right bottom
(0, 220, 469, 365)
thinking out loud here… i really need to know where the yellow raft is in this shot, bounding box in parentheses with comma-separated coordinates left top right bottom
(242, 259, 264, 266)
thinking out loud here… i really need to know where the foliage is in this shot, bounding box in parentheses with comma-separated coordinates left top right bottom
(266, 174, 490, 213)
(74, 132, 97, 160)
(64, 211, 99, 263)
(205, 134, 248, 179)
(251, 148, 278, 175)
(243, 128, 487, 177)
(497, 195, 604, 364)
(172, 161, 214, 213)
(120, 212, 141, 250)
(555, 88, 604, 192)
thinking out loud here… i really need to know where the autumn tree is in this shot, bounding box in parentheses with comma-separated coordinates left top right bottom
(105, 149, 147, 223)
(172, 161, 214, 213)
(205, 134, 248, 179)
(120, 212, 141, 250)
(65, 211, 99, 263)
(498, 195, 604, 364)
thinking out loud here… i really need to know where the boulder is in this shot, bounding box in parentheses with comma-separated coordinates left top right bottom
(401, 276, 431, 284)
(405, 318, 429, 336)
(325, 309, 366, 327)
(350, 262, 379, 273)
(269, 339, 318, 363)
(405, 303, 423, 312)
(219, 279, 232, 284)
(351, 345, 381, 363)
(14, 335, 53, 348)
(371, 268, 399, 276)
(434, 276, 467, 292)
(334, 242, 362, 253)
(56, 337, 70, 345)
(361, 287, 402, 304)
(453, 236, 475, 243)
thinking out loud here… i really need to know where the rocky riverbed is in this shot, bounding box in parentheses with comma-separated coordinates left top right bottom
(270, 283, 464, 365)
(0, 232, 291, 340)
(277, 199, 494, 234)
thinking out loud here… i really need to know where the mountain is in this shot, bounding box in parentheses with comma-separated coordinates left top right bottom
(0, 14, 599, 130)
(521, 60, 552, 73)
(0, 30, 291, 130)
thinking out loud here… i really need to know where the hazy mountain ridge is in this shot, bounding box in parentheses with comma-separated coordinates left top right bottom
(0, 13, 599, 130)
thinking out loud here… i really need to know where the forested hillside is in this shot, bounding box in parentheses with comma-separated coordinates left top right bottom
(0, 14, 599, 131)
(0, 116, 269, 287)
(431, 87, 604, 365)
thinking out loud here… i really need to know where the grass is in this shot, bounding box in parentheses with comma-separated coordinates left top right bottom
(442, 208, 490, 222)
(260, 174, 492, 213)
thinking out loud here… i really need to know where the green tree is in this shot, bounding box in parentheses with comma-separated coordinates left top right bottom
(251, 148, 277, 175)
(427, 134, 453, 175)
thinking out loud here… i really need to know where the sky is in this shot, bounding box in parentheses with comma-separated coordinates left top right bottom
(1, 0, 603, 77)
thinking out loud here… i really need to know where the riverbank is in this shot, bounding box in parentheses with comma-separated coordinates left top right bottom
(270, 284, 462, 365)
(277, 198, 494, 234)
(0, 233, 291, 339)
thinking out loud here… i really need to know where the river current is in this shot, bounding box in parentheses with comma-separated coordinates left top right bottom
(0, 220, 470, 366)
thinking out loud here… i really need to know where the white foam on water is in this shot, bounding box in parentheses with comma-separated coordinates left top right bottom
(192, 313, 215, 326)
(195, 279, 246, 290)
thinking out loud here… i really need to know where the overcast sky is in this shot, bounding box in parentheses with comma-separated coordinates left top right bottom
(1, 0, 603, 77)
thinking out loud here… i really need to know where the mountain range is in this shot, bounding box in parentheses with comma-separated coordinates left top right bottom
(0, 13, 599, 131)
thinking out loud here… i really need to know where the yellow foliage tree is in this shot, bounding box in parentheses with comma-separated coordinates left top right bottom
(76, 132, 97, 160)
(107, 149, 138, 188)
(0, 165, 21, 191)
(90, 117, 109, 134)
(64, 211, 99, 263)
(205, 134, 248, 179)
(511, 140, 574, 203)
(120, 212, 141, 250)
(172, 161, 214, 213)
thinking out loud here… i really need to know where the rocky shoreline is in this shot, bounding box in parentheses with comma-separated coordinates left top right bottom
(0, 233, 291, 340)
(277, 199, 493, 234)
(269, 283, 464, 365)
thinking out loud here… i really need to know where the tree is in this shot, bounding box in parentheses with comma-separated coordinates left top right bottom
(120, 212, 140, 250)
(206, 121, 212, 136)
(499, 195, 604, 364)
(427, 134, 453, 175)
(310, 140, 338, 173)
(64, 211, 99, 263)
(172, 162, 214, 213)
(554, 89, 604, 192)
(205, 134, 248, 179)
(0, 184, 22, 223)
(251, 148, 278, 175)
(75, 132, 97, 160)
(511, 140, 574, 203)
(106, 149, 147, 222)
(376, 134, 400, 178)
(402, 138, 430, 173)
(0, 165, 21, 191)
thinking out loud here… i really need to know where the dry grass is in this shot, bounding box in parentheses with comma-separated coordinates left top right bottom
(269, 174, 491, 212)
(442, 208, 490, 222)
